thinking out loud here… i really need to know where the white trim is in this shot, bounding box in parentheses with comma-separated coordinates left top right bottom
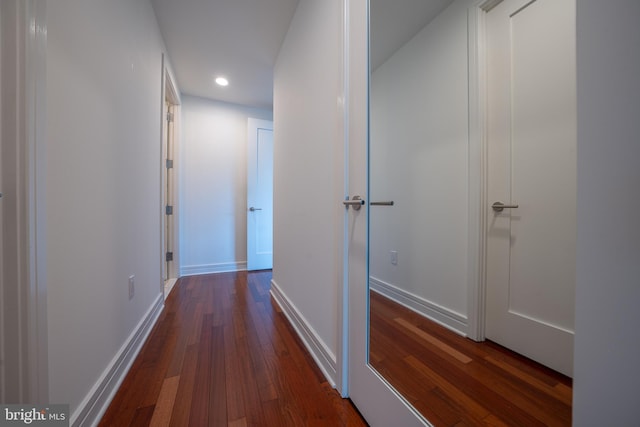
(370, 277, 468, 337)
(160, 55, 181, 296)
(71, 295, 164, 427)
(0, 0, 49, 403)
(467, 0, 502, 342)
(26, 0, 49, 403)
(466, 0, 490, 342)
(180, 261, 247, 276)
(479, 0, 503, 13)
(337, 0, 350, 398)
(270, 279, 337, 388)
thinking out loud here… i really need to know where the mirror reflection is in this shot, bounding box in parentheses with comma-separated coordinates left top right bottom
(368, 0, 575, 425)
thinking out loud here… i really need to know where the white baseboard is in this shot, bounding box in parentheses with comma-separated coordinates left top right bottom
(269, 279, 337, 388)
(369, 276, 468, 336)
(180, 261, 247, 276)
(71, 294, 164, 427)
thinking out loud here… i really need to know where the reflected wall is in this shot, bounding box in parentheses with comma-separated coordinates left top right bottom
(369, 0, 472, 335)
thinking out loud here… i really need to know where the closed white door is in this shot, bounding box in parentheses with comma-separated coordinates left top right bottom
(485, 0, 576, 377)
(247, 118, 274, 271)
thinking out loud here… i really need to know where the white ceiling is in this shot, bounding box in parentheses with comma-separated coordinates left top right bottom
(150, 0, 454, 109)
(150, 0, 299, 109)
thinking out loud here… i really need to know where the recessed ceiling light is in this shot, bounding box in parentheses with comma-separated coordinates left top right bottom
(215, 77, 229, 87)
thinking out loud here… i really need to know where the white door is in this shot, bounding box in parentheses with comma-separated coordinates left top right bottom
(247, 118, 274, 271)
(485, 0, 576, 377)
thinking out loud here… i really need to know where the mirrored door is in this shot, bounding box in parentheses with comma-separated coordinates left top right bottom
(345, 0, 430, 425)
(363, 0, 575, 425)
(368, 1, 469, 424)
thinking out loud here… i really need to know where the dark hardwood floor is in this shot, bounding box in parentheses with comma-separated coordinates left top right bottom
(99, 271, 572, 427)
(99, 271, 367, 427)
(370, 290, 573, 427)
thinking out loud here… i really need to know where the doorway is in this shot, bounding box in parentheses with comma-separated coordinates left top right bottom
(162, 65, 180, 298)
(484, 0, 576, 377)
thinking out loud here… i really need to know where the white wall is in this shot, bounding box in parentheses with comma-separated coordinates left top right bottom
(274, 0, 640, 423)
(179, 96, 272, 276)
(573, 1, 640, 424)
(273, 0, 344, 382)
(46, 0, 169, 419)
(369, 0, 469, 330)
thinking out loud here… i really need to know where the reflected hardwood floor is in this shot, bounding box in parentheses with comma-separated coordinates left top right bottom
(370, 290, 572, 427)
(99, 271, 366, 427)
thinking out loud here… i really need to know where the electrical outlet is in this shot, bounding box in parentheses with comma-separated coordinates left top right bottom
(391, 251, 398, 266)
(128, 275, 135, 300)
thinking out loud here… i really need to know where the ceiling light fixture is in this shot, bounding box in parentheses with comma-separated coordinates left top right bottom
(215, 76, 229, 87)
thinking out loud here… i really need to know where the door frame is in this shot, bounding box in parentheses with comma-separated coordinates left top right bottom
(0, 0, 49, 403)
(466, 0, 506, 342)
(472, 0, 577, 375)
(160, 56, 180, 298)
(468, 0, 577, 343)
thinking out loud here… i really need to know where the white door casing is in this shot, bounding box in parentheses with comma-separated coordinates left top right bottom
(485, 0, 576, 377)
(247, 118, 274, 271)
(0, 0, 48, 403)
(162, 101, 176, 283)
(161, 61, 180, 298)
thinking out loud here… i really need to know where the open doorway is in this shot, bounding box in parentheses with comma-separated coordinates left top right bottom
(162, 62, 180, 298)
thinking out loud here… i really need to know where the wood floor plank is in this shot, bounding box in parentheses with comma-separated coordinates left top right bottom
(100, 271, 366, 427)
(149, 376, 180, 427)
(209, 325, 227, 427)
(405, 355, 492, 422)
(129, 405, 155, 427)
(484, 355, 573, 405)
(394, 317, 472, 364)
(227, 418, 247, 427)
(370, 291, 572, 427)
(169, 344, 199, 426)
(188, 315, 214, 426)
(222, 323, 246, 424)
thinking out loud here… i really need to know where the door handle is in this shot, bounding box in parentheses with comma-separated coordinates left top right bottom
(249, 207, 262, 212)
(492, 201, 519, 212)
(343, 195, 365, 211)
(370, 201, 394, 206)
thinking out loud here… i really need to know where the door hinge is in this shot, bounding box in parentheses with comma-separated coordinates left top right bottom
(166, 159, 174, 169)
(166, 205, 173, 215)
(167, 112, 174, 123)
(166, 252, 174, 262)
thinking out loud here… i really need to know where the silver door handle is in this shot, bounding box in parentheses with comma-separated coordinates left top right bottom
(370, 201, 394, 206)
(492, 201, 519, 212)
(343, 196, 365, 210)
(249, 207, 262, 212)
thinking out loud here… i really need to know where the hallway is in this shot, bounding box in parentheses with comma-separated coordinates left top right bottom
(99, 271, 366, 426)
